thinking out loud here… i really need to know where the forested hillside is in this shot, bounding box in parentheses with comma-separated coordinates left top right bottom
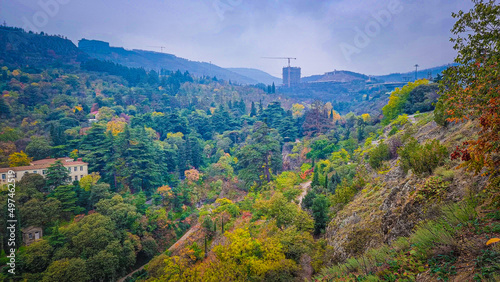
(1, 1, 499, 281)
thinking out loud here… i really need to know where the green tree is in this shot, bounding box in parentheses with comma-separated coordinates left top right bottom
(25, 136, 52, 160)
(0, 97, 10, 118)
(250, 101, 257, 117)
(80, 123, 113, 176)
(42, 258, 90, 282)
(86, 250, 120, 281)
(382, 79, 429, 125)
(45, 160, 70, 191)
(20, 239, 53, 273)
(236, 122, 282, 189)
(21, 198, 61, 227)
(117, 126, 162, 193)
(311, 165, 320, 188)
(50, 185, 78, 218)
(312, 194, 329, 235)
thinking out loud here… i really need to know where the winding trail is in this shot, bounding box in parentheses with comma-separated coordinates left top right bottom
(119, 183, 311, 281)
(117, 225, 201, 282)
(297, 181, 311, 207)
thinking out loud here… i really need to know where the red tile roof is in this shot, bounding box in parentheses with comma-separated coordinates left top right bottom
(0, 158, 88, 173)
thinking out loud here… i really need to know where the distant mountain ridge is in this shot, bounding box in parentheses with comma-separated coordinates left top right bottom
(78, 39, 277, 85)
(301, 65, 452, 84)
(226, 68, 281, 85)
(372, 64, 455, 82)
(0, 26, 86, 68)
(0, 26, 452, 86)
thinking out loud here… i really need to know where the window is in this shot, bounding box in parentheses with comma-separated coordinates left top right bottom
(80, 166, 83, 171)
(68, 167, 71, 172)
(74, 167, 77, 172)
(43, 170, 47, 175)
(74, 176, 78, 181)
(1, 174, 5, 180)
(79, 175, 83, 179)
(33, 171, 37, 174)
(29, 233, 33, 239)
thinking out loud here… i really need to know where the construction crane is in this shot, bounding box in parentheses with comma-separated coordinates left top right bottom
(262, 57, 297, 87)
(262, 57, 297, 67)
(148, 46, 166, 53)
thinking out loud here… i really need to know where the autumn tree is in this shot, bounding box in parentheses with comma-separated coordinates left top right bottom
(302, 101, 332, 136)
(8, 151, 32, 167)
(439, 0, 500, 177)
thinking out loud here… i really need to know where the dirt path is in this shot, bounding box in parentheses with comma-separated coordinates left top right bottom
(117, 264, 145, 282)
(297, 181, 311, 207)
(119, 183, 310, 281)
(117, 224, 200, 282)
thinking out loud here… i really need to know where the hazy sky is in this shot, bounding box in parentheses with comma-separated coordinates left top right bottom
(1, 0, 473, 77)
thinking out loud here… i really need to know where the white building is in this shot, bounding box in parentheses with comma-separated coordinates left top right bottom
(0, 157, 89, 185)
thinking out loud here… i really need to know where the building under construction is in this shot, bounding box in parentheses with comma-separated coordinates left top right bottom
(282, 66, 301, 87)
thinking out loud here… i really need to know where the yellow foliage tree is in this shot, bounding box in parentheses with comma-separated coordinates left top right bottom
(361, 113, 371, 123)
(8, 151, 32, 167)
(69, 149, 78, 159)
(157, 185, 173, 205)
(79, 172, 101, 191)
(106, 118, 127, 136)
(291, 103, 305, 117)
(382, 79, 429, 125)
(184, 169, 200, 184)
(331, 110, 341, 122)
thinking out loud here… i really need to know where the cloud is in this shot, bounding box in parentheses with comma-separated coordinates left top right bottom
(1, 0, 474, 77)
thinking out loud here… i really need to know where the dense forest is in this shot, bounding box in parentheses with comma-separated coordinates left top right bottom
(0, 1, 499, 281)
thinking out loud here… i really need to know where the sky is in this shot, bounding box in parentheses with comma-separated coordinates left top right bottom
(1, 0, 474, 77)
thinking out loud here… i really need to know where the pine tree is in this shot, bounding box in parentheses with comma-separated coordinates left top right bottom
(312, 195, 329, 235)
(0, 97, 10, 118)
(272, 82, 276, 93)
(250, 102, 257, 117)
(311, 165, 320, 188)
(122, 127, 162, 194)
(51, 185, 77, 217)
(80, 123, 113, 176)
(46, 160, 70, 191)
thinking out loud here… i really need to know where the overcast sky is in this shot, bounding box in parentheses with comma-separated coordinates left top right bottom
(1, 0, 473, 77)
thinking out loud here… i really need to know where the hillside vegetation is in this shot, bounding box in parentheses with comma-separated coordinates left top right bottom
(0, 1, 499, 281)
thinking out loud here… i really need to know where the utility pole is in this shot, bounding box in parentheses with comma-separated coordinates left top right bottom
(414, 64, 419, 81)
(148, 46, 166, 53)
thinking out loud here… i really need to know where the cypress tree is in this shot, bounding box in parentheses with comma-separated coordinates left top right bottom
(311, 165, 320, 188)
(250, 102, 257, 117)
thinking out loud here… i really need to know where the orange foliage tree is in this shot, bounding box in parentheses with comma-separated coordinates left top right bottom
(440, 0, 500, 177)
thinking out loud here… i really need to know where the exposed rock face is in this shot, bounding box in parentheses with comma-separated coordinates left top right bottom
(380, 179, 424, 243)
